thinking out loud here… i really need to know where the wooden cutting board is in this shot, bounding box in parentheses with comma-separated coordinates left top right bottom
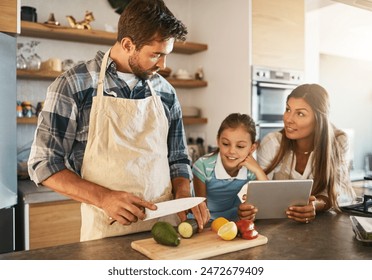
(131, 229, 268, 260)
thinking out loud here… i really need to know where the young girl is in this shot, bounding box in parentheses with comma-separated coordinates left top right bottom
(192, 113, 268, 221)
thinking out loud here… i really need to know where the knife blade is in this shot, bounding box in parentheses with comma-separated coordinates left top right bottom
(143, 197, 205, 221)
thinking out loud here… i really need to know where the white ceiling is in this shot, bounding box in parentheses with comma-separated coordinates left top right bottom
(308, 0, 372, 61)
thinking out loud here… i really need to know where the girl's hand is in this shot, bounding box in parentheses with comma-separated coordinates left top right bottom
(238, 155, 268, 180)
(286, 195, 316, 223)
(238, 202, 257, 221)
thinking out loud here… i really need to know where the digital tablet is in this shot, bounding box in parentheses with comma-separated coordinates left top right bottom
(245, 179, 313, 219)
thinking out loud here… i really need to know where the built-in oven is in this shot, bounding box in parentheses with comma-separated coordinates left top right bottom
(251, 66, 304, 140)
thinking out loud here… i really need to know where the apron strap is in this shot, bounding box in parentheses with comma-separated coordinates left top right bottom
(97, 49, 111, 97)
(146, 80, 157, 97)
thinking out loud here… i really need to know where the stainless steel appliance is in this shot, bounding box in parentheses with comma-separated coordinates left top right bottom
(251, 66, 304, 140)
(0, 32, 18, 254)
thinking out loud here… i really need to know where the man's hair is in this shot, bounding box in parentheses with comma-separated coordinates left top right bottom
(117, 0, 188, 50)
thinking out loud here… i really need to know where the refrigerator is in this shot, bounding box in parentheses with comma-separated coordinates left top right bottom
(0, 31, 18, 254)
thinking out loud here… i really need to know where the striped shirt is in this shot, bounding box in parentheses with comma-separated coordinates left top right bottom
(28, 51, 192, 184)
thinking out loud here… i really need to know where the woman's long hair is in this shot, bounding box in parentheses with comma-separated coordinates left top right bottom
(264, 84, 352, 210)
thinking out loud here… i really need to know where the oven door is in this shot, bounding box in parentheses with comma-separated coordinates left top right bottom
(252, 81, 297, 123)
(256, 123, 284, 141)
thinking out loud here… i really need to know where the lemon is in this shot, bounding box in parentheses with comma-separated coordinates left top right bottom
(211, 217, 229, 232)
(217, 221, 238, 241)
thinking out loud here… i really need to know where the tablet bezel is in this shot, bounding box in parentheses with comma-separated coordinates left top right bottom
(245, 179, 313, 219)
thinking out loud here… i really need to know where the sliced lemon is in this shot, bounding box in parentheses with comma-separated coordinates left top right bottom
(211, 217, 229, 232)
(217, 221, 238, 241)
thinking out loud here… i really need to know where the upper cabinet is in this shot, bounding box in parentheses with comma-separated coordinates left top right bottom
(0, 0, 20, 34)
(252, 0, 305, 70)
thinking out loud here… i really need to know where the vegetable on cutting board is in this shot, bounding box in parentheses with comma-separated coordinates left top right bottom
(151, 221, 181, 246)
(235, 219, 259, 240)
(178, 219, 198, 238)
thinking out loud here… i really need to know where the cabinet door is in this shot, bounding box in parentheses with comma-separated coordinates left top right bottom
(29, 200, 81, 250)
(0, 0, 20, 34)
(252, 0, 304, 70)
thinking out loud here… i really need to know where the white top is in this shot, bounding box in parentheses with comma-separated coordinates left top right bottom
(117, 71, 138, 90)
(257, 132, 314, 180)
(257, 131, 355, 204)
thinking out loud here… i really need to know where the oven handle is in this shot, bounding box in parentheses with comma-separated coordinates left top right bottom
(256, 82, 298, 90)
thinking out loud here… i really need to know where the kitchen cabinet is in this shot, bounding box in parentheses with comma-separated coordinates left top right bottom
(27, 200, 81, 250)
(17, 21, 208, 125)
(16, 180, 81, 250)
(0, 0, 20, 34)
(252, 0, 305, 70)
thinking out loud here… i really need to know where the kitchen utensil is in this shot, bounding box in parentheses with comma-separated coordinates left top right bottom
(144, 197, 205, 221)
(131, 229, 268, 260)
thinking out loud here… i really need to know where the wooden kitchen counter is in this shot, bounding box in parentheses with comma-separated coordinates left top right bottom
(2, 211, 371, 260)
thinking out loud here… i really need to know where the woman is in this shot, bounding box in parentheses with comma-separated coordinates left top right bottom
(192, 113, 268, 221)
(238, 84, 355, 223)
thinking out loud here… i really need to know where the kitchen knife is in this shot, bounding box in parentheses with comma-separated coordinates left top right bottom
(143, 197, 205, 221)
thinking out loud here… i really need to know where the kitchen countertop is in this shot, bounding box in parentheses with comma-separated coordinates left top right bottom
(1, 211, 371, 260)
(17, 179, 70, 204)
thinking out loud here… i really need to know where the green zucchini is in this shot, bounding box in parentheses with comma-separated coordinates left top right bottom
(177, 219, 198, 238)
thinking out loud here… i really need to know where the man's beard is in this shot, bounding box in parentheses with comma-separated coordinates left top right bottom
(128, 54, 159, 80)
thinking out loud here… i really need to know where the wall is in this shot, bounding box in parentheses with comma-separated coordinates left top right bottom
(305, 1, 372, 172)
(319, 54, 372, 171)
(17, 0, 251, 153)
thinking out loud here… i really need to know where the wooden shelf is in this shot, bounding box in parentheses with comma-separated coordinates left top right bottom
(183, 117, 208, 125)
(166, 78, 207, 88)
(17, 69, 207, 88)
(17, 117, 38, 124)
(17, 69, 61, 80)
(20, 21, 207, 54)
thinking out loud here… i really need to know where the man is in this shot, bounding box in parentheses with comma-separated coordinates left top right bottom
(28, 0, 209, 241)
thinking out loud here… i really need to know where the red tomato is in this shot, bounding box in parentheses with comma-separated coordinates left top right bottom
(242, 229, 258, 240)
(235, 220, 259, 240)
(235, 219, 255, 233)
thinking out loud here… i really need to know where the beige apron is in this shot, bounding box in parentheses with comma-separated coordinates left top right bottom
(80, 49, 179, 241)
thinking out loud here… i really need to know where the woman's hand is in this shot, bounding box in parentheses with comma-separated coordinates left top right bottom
(286, 195, 316, 223)
(238, 202, 258, 221)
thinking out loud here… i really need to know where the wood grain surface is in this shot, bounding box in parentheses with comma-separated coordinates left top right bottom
(131, 229, 268, 260)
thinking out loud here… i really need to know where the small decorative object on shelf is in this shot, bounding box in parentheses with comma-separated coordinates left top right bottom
(44, 13, 60, 26)
(195, 66, 204, 80)
(21, 101, 33, 118)
(24, 41, 42, 70)
(66, 11, 95, 30)
(16, 101, 23, 118)
(17, 43, 27, 70)
(21, 6, 37, 22)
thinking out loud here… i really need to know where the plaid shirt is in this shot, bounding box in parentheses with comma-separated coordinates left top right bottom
(28, 51, 192, 184)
